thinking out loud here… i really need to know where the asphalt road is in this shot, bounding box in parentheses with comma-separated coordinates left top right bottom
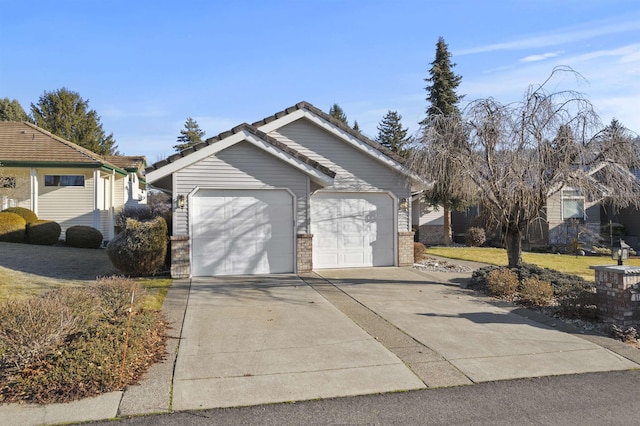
(85, 370, 640, 425)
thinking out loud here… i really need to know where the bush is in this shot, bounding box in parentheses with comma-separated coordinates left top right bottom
(556, 281, 598, 319)
(26, 220, 61, 245)
(0, 276, 167, 404)
(518, 277, 554, 306)
(0, 294, 80, 378)
(486, 268, 519, 298)
(66, 225, 103, 248)
(465, 227, 486, 247)
(414, 242, 427, 262)
(2, 207, 37, 224)
(516, 263, 589, 294)
(0, 211, 26, 243)
(107, 217, 168, 276)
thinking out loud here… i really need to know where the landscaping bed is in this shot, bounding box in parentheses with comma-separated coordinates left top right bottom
(0, 242, 171, 404)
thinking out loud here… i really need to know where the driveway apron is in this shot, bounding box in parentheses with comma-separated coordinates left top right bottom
(316, 267, 639, 383)
(171, 275, 424, 411)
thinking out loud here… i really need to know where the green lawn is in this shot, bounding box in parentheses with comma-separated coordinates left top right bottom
(425, 246, 640, 281)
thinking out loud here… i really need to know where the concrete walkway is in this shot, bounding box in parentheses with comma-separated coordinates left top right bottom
(3, 266, 640, 425)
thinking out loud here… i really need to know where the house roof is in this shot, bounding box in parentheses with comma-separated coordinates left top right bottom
(145, 123, 337, 187)
(146, 101, 428, 189)
(0, 121, 145, 178)
(251, 101, 405, 163)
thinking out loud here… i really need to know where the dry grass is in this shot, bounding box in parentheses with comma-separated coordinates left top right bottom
(426, 246, 640, 281)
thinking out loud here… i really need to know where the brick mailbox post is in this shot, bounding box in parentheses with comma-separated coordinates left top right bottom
(591, 265, 640, 327)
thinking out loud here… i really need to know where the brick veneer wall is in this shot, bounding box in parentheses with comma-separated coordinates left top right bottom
(297, 234, 313, 273)
(398, 231, 415, 266)
(592, 265, 640, 326)
(170, 236, 190, 278)
(418, 225, 445, 246)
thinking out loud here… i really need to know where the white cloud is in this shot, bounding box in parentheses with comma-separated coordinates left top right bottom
(520, 51, 564, 63)
(457, 19, 640, 55)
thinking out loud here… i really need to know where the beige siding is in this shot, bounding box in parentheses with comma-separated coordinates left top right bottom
(114, 176, 126, 210)
(174, 142, 309, 236)
(37, 168, 95, 236)
(0, 167, 31, 209)
(270, 119, 412, 231)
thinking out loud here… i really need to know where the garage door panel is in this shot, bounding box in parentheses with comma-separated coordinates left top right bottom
(311, 192, 394, 269)
(191, 189, 294, 276)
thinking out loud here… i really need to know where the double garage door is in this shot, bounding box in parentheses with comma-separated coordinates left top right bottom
(190, 190, 395, 276)
(191, 189, 294, 276)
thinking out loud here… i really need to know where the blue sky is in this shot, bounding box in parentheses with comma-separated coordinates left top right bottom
(1, 1, 639, 161)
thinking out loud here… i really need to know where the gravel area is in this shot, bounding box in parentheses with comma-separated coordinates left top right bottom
(413, 256, 474, 273)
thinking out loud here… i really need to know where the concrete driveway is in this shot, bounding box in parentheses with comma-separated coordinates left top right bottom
(172, 275, 424, 411)
(315, 267, 639, 383)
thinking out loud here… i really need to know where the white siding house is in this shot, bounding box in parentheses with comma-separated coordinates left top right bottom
(146, 102, 423, 277)
(0, 122, 147, 241)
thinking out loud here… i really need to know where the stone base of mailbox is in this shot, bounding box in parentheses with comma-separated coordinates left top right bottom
(591, 265, 640, 327)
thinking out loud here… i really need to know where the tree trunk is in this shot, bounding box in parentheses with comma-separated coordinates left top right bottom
(505, 227, 523, 267)
(443, 205, 453, 246)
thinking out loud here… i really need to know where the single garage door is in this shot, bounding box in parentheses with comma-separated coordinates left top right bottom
(311, 192, 394, 269)
(191, 189, 294, 276)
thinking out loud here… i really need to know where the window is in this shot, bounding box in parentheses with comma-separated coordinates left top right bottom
(44, 175, 85, 187)
(0, 177, 16, 188)
(561, 189, 585, 221)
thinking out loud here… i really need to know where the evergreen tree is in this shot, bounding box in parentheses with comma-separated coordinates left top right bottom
(352, 120, 361, 133)
(30, 88, 118, 155)
(422, 36, 463, 121)
(328, 103, 348, 124)
(420, 37, 465, 245)
(0, 98, 30, 122)
(376, 110, 410, 154)
(174, 117, 205, 152)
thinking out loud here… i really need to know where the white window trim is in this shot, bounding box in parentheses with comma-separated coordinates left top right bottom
(561, 189, 585, 221)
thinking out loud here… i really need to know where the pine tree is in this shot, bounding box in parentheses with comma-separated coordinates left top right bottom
(174, 117, 205, 152)
(422, 36, 463, 121)
(30, 88, 118, 155)
(328, 103, 348, 124)
(376, 111, 410, 154)
(0, 98, 30, 122)
(420, 37, 465, 245)
(353, 120, 361, 133)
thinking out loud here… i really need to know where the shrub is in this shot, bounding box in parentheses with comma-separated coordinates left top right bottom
(556, 281, 598, 319)
(516, 263, 589, 294)
(25, 220, 61, 245)
(486, 268, 519, 298)
(465, 227, 486, 247)
(518, 277, 554, 306)
(0, 211, 26, 243)
(414, 242, 427, 262)
(0, 276, 167, 404)
(66, 225, 103, 248)
(2, 206, 38, 224)
(107, 217, 168, 276)
(0, 294, 80, 377)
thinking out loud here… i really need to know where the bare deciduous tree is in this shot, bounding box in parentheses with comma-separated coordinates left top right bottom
(409, 67, 640, 267)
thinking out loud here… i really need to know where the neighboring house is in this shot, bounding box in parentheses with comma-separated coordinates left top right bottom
(437, 164, 640, 251)
(0, 121, 147, 241)
(146, 102, 423, 277)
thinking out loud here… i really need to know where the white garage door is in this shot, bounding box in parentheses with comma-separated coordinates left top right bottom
(191, 189, 294, 276)
(311, 192, 395, 269)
